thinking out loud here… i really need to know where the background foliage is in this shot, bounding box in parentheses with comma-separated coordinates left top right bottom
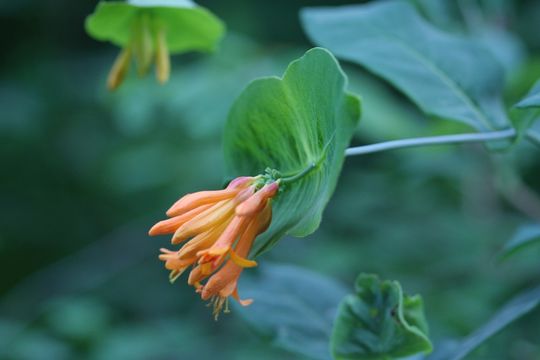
(1, 0, 540, 359)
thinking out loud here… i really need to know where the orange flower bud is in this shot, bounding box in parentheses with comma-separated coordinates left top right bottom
(235, 182, 279, 216)
(166, 188, 240, 217)
(148, 204, 212, 236)
(155, 27, 170, 84)
(107, 47, 131, 91)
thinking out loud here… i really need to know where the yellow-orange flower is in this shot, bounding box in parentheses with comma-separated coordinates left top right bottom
(149, 176, 279, 319)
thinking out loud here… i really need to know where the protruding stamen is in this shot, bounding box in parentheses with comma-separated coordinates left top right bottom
(212, 296, 227, 321)
(224, 298, 231, 314)
(169, 269, 184, 283)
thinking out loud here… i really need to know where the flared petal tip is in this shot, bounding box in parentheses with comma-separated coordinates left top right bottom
(238, 298, 253, 307)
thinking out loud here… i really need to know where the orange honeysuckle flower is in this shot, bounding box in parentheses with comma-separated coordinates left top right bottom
(149, 176, 279, 319)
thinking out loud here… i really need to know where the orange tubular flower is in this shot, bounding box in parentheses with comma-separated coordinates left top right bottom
(149, 176, 279, 319)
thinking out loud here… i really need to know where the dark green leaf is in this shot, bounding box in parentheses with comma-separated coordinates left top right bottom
(236, 263, 348, 360)
(514, 79, 540, 146)
(301, 1, 510, 133)
(527, 122, 540, 146)
(516, 79, 540, 109)
(224, 48, 361, 256)
(332, 274, 432, 360)
(85, 0, 224, 53)
(499, 224, 540, 261)
(437, 285, 540, 360)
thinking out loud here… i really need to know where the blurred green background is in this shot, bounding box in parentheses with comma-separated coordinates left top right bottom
(1, 0, 540, 359)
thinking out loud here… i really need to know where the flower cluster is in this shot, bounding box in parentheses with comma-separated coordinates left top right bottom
(149, 176, 279, 319)
(107, 13, 170, 90)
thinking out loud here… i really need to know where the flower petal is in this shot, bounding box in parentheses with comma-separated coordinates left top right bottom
(235, 182, 279, 217)
(155, 27, 170, 84)
(200, 264, 241, 301)
(172, 200, 235, 243)
(229, 249, 257, 268)
(232, 287, 253, 307)
(187, 265, 208, 287)
(175, 221, 230, 259)
(226, 176, 254, 189)
(205, 215, 251, 257)
(148, 204, 212, 236)
(166, 189, 240, 217)
(161, 256, 196, 271)
(107, 47, 131, 91)
(256, 201, 273, 234)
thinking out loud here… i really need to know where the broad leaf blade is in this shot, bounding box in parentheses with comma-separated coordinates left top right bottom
(129, 0, 195, 7)
(499, 224, 540, 261)
(301, 1, 510, 133)
(85, 3, 137, 46)
(224, 48, 361, 256)
(85, 1, 224, 53)
(332, 274, 432, 360)
(236, 263, 348, 360)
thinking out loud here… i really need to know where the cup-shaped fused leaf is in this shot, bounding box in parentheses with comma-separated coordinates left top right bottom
(301, 1, 510, 133)
(331, 274, 432, 360)
(224, 48, 361, 256)
(85, 0, 224, 53)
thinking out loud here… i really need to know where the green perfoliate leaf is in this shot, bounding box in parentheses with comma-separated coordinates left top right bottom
(224, 48, 361, 256)
(498, 224, 540, 261)
(301, 1, 510, 133)
(85, 0, 224, 53)
(331, 274, 432, 360)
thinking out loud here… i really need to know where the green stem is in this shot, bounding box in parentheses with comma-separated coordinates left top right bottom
(279, 134, 335, 184)
(345, 128, 516, 156)
(280, 162, 317, 184)
(279, 130, 517, 184)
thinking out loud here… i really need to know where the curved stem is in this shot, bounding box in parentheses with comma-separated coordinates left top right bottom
(345, 128, 516, 157)
(280, 162, 317, 184)
(279, 135, 335, 184)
